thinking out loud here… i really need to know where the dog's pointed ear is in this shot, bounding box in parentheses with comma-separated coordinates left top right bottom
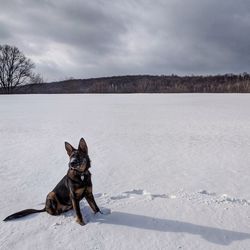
(65, 142, 75, 156)
(78, 138, 88, 154)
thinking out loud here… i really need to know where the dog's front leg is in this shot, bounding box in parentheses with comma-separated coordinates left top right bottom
(85, 187, 100, 213)
(71, 195, 85, 226)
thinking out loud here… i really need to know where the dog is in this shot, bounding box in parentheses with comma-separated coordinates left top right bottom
(3, 138, 100, 225)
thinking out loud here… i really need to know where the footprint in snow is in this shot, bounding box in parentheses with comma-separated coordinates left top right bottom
(110, 189, 173, 201)
(196, 190, 250, 206)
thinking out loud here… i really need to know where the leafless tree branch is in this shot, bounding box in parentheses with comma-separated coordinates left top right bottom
(0, 45, 35, 94)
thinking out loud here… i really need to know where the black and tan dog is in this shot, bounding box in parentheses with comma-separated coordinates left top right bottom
(3, 138, 100, 225)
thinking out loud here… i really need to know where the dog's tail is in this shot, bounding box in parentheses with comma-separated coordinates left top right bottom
(3, 208, 46, 221)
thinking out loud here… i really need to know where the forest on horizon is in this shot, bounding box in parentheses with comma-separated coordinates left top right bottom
(4, 73, 250, 94)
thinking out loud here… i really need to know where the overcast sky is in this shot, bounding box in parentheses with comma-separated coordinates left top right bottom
(1, 0, 250, 81)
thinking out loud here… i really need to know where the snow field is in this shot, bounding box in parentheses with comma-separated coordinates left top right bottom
(0, 94, 250, 249)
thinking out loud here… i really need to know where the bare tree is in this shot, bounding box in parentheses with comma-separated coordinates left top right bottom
(0, 45, 34, 94)
(29, 73, 44, 84)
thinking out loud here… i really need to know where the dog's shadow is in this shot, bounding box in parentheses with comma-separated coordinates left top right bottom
(92, 210, 250, 246)
(7, 206, 250, 246)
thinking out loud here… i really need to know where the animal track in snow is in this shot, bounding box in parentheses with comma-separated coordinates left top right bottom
(215, 194, 250, 206)
(96, 189, 250, 208)
(91, 188, 250, 218)
(198, 190, 216, 196)
(110, 189, 173, 201)
(181, 190, 250, 207)
(197, 190, 250, 205)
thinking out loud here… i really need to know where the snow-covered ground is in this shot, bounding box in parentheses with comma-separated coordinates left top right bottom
(0, 94, 250, 250)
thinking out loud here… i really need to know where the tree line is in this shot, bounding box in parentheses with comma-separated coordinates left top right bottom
(10, 74, 250, 94)
(1, 44, 250, 94)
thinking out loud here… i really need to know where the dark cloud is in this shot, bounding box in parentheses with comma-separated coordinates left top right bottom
(1, 0, 250, 80)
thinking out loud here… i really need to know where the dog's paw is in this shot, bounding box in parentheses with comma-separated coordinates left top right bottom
(76, 218, 85, 226)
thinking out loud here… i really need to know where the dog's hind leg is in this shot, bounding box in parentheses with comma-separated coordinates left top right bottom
(45, 192, 60, 215)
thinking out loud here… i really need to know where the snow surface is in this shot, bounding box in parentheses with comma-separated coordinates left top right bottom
(0, 94, 250, 250)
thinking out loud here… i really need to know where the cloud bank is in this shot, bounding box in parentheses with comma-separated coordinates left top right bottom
(1, 0, 250, 81)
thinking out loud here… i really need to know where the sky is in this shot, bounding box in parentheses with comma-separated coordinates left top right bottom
(1, 0, 250, 81)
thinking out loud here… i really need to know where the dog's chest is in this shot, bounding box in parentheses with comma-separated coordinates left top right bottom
(74, 185, 88, 199)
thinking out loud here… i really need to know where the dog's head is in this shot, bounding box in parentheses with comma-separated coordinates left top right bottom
(65, 138, 90, 174)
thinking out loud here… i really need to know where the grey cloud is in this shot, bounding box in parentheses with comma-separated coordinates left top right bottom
(0, 22, 12, 40)
(1, 0, 250, 80)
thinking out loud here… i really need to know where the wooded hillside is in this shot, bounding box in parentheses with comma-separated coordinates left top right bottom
(2, 74, 250, 94)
